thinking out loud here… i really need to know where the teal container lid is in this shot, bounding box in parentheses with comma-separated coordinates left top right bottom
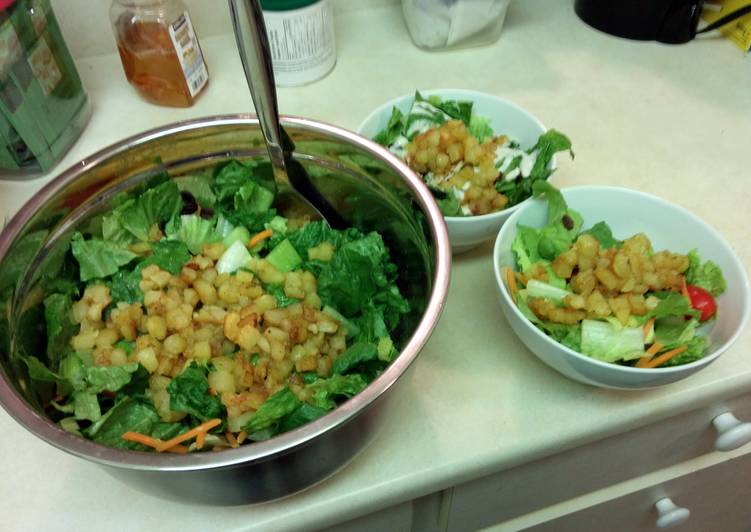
(261, 0, 320, 11)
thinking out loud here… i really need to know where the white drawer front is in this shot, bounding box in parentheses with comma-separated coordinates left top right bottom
(447, 392, 751, 531)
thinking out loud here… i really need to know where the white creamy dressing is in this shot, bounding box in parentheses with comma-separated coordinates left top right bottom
(388, 135, 409, 159)
(495, 144, 538, 182)
(404, 100, 452, 139)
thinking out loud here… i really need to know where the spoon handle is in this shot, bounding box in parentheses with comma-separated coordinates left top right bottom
(228, 0, 289, 181)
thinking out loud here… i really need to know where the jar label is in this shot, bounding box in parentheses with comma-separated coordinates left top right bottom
(0, 21, 23, 81)
(263, 0, 336, 86)
(27, 37, 62, 96)
(168, 11, 208, 97)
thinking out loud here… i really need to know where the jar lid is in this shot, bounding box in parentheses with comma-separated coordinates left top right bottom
(261, 0, 320, 11)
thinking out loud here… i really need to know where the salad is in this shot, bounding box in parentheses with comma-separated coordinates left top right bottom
(372, 91, 574, 217)
(504, 182, 727, 369)
(17, 159, 409, 453)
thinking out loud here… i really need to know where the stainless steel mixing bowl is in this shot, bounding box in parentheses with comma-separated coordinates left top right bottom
(0, 115, 450, 505)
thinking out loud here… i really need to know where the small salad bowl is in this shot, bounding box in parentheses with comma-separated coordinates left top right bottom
(493, 186, 751, 389)
(358, 89, 567, 254)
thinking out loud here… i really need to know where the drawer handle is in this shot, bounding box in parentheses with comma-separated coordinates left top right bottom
(655, 498, 690, 529)
(713, 412, 751, 452)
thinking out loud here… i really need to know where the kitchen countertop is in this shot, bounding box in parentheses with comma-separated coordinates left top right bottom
(1, 1, 750, 530)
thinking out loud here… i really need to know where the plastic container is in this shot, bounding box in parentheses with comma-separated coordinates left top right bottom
(110, 0, 209, 107)
(401, 0, 511, 50)
(0, 0, 90, 177)
(261, 0, 336, 86)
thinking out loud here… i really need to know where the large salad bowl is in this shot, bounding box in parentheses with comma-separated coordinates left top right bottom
(0, 115, 451, 504)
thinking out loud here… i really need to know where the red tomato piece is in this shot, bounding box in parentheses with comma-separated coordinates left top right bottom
(686, 284, 717, 322)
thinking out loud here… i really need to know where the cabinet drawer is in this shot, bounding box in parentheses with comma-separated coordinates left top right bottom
(447, 392, 751, 531)
(526, 450, 751, 532)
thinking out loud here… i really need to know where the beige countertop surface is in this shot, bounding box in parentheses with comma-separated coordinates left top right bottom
(1, 1, 750, 531)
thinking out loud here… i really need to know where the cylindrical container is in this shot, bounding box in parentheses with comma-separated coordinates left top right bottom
(261, 0, 336, 86)
(401, 0, 511, 51)
(0, 0, 90, 177)
(110, 0, 209, 107)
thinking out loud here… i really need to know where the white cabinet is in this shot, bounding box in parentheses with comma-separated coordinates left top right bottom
(443, 392, 751, 532)
(524, 451, 751, 532)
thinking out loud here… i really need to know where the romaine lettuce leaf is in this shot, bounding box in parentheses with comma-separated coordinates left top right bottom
(437, 194, 463, 217)
(531, 181, 583, 261)
(581, 221, 622, 249)
(420, 92, 473, 125)
(119, 180, 183, 242)
(686, 249, 726, 297)
(70, 233, 138, 282)
(528, 129, 574, 180)
(580, 319, 644, 362)
(86, 397, 161, 449)
(244, 386, 301, 433)
(373, 107, 407, 147)
(174, 171, 216, 209)
(307, 374, 368, 410)
(84, 363, 141, 394)
(661, 335, 707, 367)
(279, 403, 328, 432)
(647, 292, 700, 320)
(468, 113, 493, 142)
(332, 342, 378, 375)
(511, 225, 542, 273)
(165, 214, 221, 254)
(44, 292, 76, 365)
(317, 232, 407, 320)
(654, 316, 699, 350)
(168, 362, 224, 422)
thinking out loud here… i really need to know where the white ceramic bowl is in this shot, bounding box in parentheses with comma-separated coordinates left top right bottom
(493, 186, 751, 389)
(358, 89, 552, 254)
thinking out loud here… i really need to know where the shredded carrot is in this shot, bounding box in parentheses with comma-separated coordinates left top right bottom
(643, 318, 655, 339)
(226, 431, 239, 449)
(122, 431, 161, 449)
(681, 276, 690, 299)
(635, 342, 664, 368)
(207, 387, 217, 396)
(237, 431, 248, 445)
(195, 431, 206, 450)
(165, 444, 189, 454)
(505, 267, 518, 300)
(248, 229, 273, 248)
(645, 345, 688, 369)
(122, 432, 190, 454)
(156, 418, 222, 453)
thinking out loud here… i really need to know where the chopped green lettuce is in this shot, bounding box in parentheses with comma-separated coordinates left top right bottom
(216, 240, 252, 274)
(373, 107, 406, 147)
(71, 233, 138, 282)
(43, 292, 75, 366)
(119, 180, 183, 242)
(580, 319, 644, 363)
(308, 374, 368, 410)
(528, 129, 574, 180)
(468, 113, 493, 142)
(168, 363, 224, 422)
(244, 386, 301, 433)
(332, 342, 378, 375)
(686, 249, 727, 297)
(165, 214, 221, 254)
(279, 403, 328, 432)
(581, 221, 622, 249)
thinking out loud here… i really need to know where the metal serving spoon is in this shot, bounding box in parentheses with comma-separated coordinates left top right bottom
(228, 0, 348, 229)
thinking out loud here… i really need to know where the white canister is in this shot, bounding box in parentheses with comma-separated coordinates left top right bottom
(261, 0, 336, 86)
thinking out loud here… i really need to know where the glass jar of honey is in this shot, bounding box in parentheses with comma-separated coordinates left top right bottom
(110, 0, 209, 107)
